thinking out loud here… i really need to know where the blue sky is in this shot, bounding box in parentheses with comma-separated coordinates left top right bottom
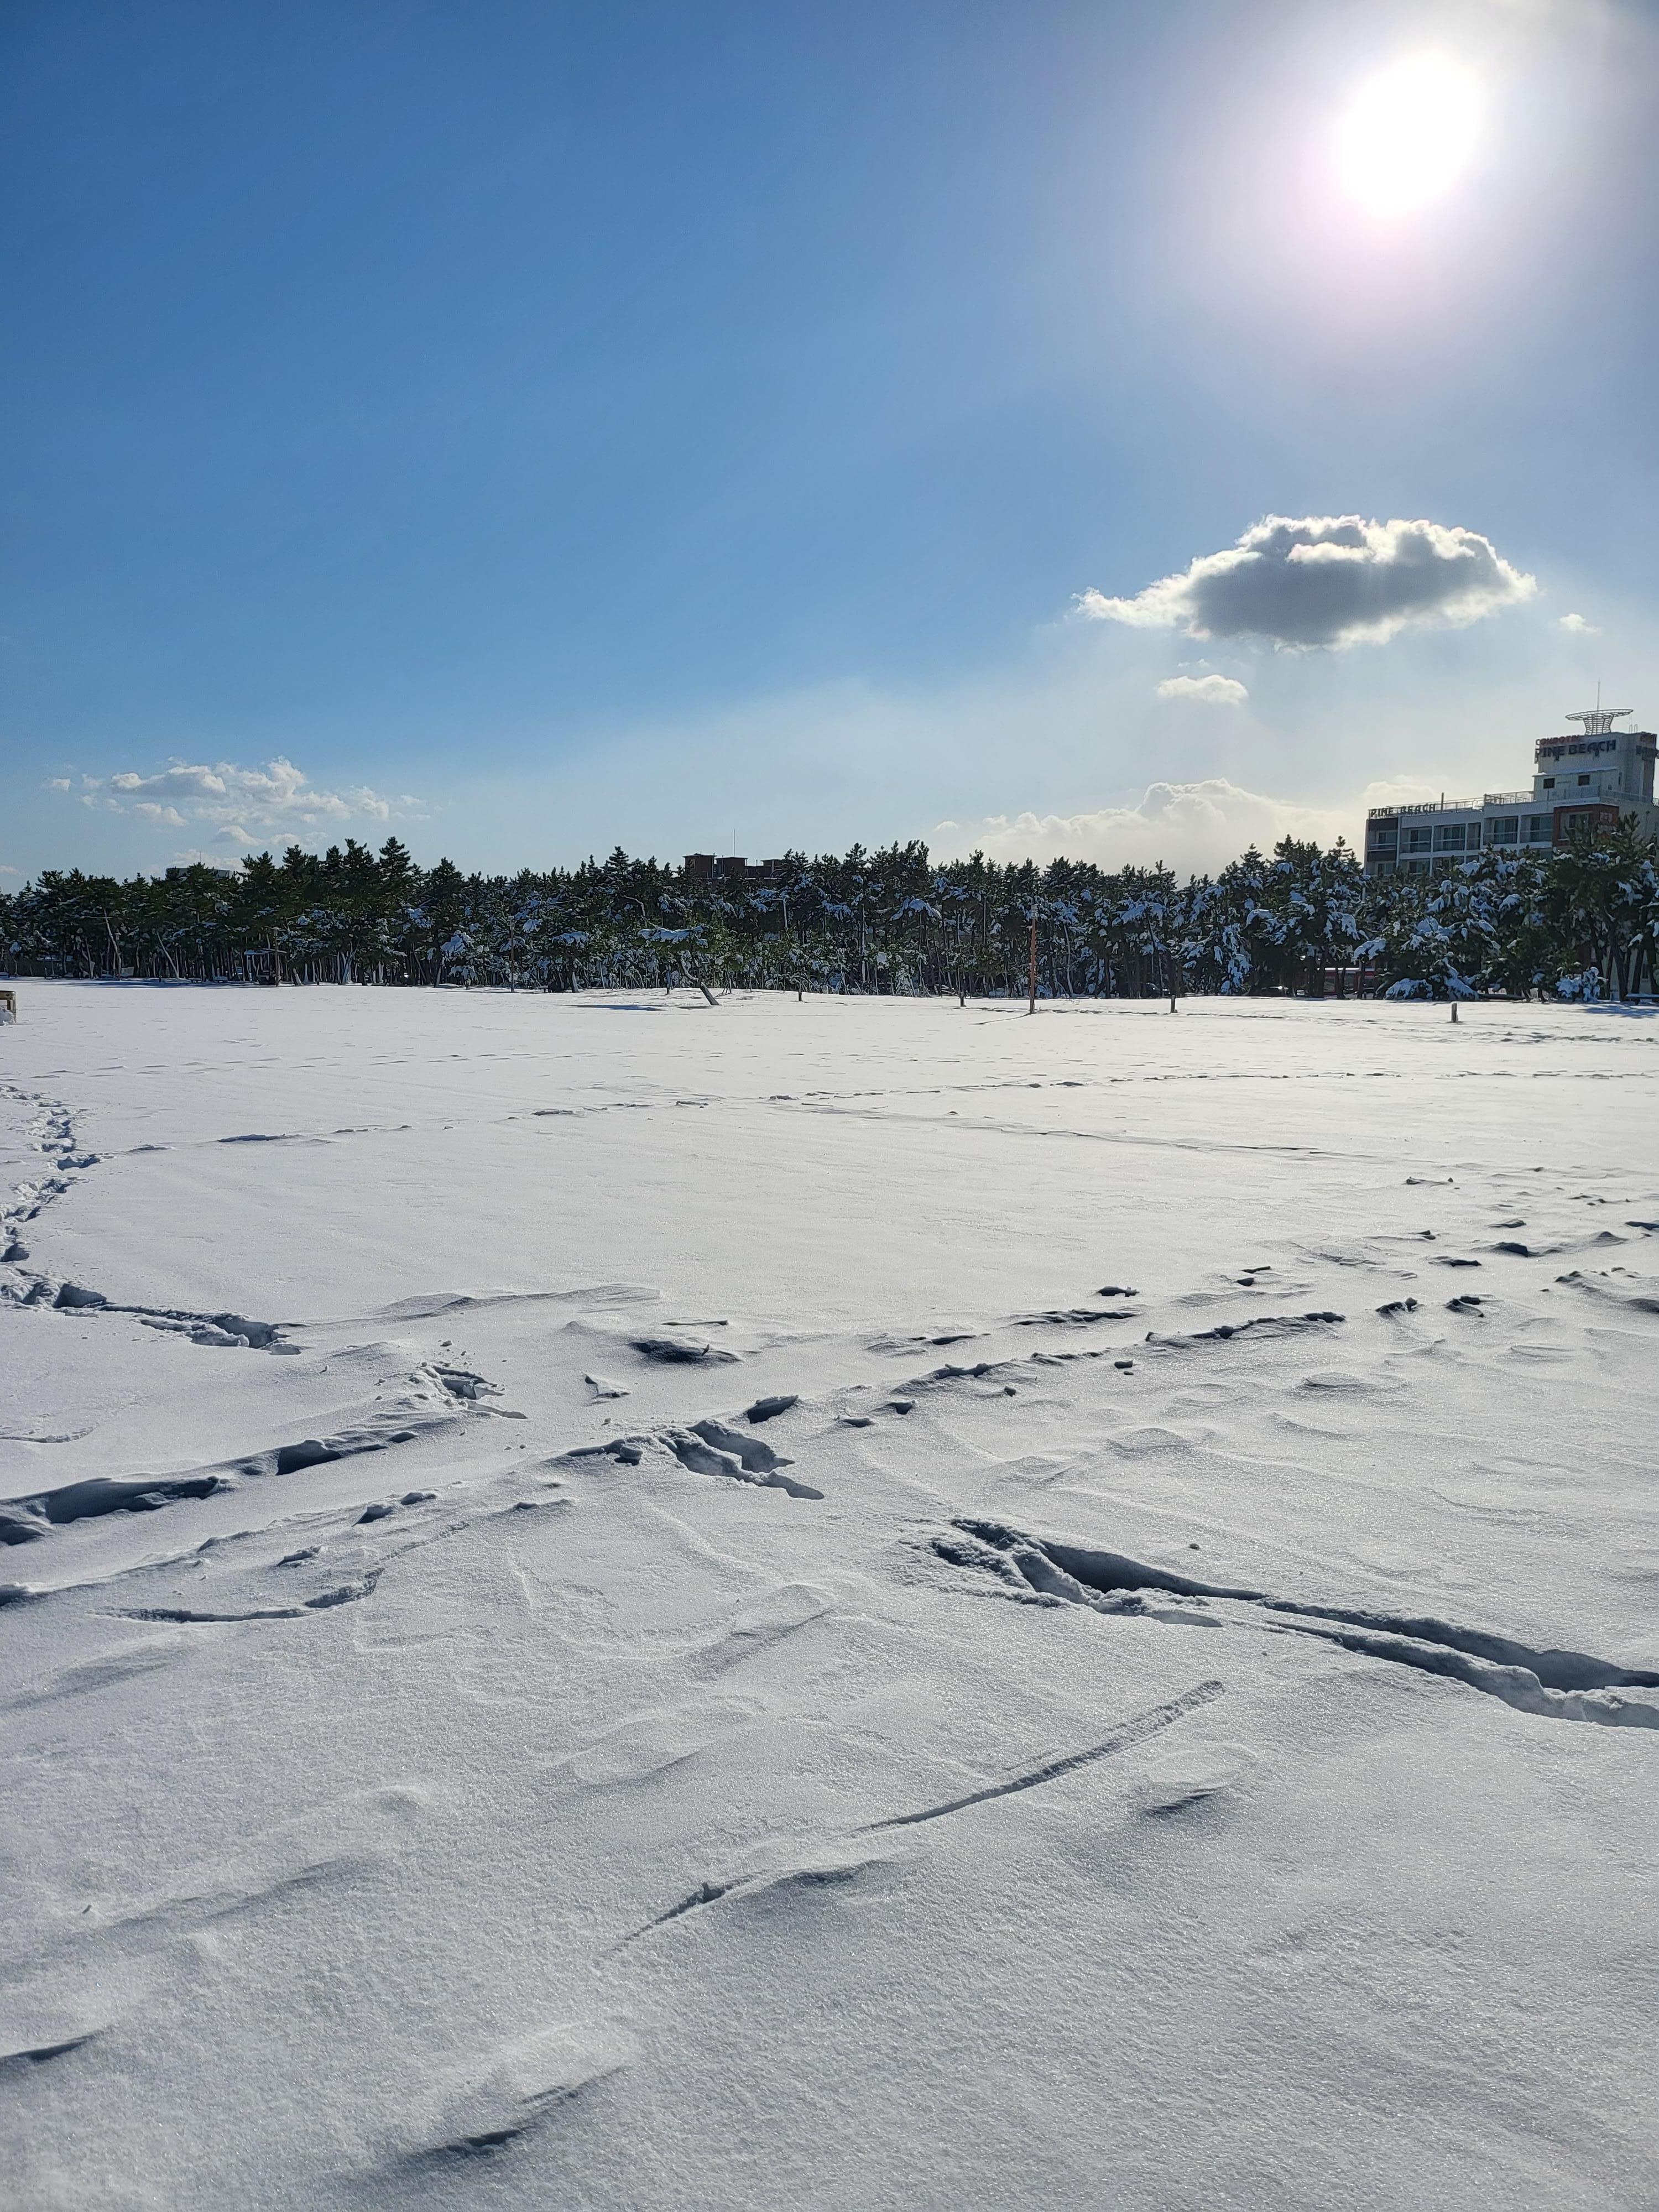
(4, 0, 1657, 880)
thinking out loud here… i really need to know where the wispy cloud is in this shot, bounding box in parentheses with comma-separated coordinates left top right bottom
(1559, 612, 1598, 633)
(169, 848, 248, 870)
(55, 758, 423, 847)
(1078, 515, 1536, 649)
(933, 778, 1364, 875)
(1155, 672, 1248, 704)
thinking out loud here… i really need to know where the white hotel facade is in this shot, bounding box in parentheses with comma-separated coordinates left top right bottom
(1364, 706, 1659, 879)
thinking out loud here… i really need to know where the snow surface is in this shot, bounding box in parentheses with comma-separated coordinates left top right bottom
(3, 982, 1657, 2210)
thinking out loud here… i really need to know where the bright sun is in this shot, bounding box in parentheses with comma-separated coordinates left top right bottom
(1332, 53, 1483, 217)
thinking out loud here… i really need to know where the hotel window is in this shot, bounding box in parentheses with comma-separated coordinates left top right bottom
(1578, 774, 1590, 786)
(1541, 776, 1555, 789)
(1488, 817, 1519, 845)
(1433, 824, 1467, 852)
(1403, 826, 1432, 853)
(1525, 816, 1553, 842)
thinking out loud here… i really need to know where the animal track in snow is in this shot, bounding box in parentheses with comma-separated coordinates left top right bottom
(565, 1414, 822, 1498)
(666, 1425, 822, 1499)
(421, 1364, 500, 1402)
(632, 1682, 1221, 1945)
(1553, 1268, 1659, 1318)
(376, 2020, 633, 2169)
(1139, 1312, 1345, 1353)
(0, 1407, 450, 1548)
(12, 1783, 429, 1990)
(2, 1267, 296, 1352)
(862, 1680, 1227, 1830)
(629, 1333, 739, 1364)
(903, 1357, 1013, 1391)
(634, 1841, 895, 1941)
(939, 1518, 1659, 1730)
(0, 2031, 100, 2077)
(744, 1392, 797, 1422)
(409, 1361, 525, 1418)
(865, 1328, 982, 1354)
(119, 1569, 383, 1623)
(1015, 1306, 1136, 1327)
(2, 1086, 100, 1250)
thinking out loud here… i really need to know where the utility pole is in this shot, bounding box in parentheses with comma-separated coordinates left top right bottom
(1154, 933, 1177, 1011)
(1027, 910, 1037, 1014)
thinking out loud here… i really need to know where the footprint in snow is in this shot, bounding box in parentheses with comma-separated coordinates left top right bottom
(1108, 1426, 1195, 1456)
(695, 1582, 834, 1675)
(380, 2020, 633, 2170)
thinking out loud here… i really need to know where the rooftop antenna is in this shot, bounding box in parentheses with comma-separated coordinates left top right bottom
(1567, 688, 1632, 737)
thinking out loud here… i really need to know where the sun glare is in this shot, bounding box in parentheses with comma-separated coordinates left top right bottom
(1332, 54, 1483, 218)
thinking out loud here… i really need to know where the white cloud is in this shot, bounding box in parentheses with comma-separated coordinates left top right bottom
(59, 757, 419, 846)
(1078, 515, 1537, 649)
(1559, 612, 1598, 633)
(933, 778, 1361, 877)
(1156, 673, 1248, 705)
(169, 848, 247, 870)
(45, 777, 72, 790)
(0, 863, 17, 876)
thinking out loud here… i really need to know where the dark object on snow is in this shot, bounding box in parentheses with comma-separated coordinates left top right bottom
(744, 1394, 799, 1424)
(629, 1335, 735, 1364)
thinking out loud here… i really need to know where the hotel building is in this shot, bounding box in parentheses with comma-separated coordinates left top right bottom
(1364, 706, 1659, 878)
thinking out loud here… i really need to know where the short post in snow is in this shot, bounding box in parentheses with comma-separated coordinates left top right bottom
(1451, 1001, 1459, 1024)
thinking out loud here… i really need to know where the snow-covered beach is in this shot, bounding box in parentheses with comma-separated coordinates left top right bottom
(3, 983, 1657, 2209)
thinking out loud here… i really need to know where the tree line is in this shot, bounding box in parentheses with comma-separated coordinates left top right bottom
(4, 825, 1659, 1000)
